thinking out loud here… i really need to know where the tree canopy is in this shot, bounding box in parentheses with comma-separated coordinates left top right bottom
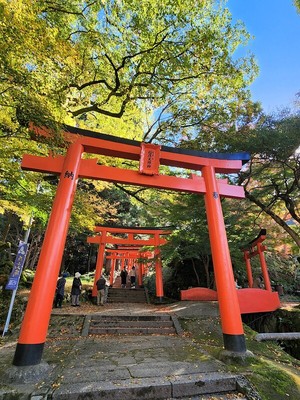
(0, 0, 299, 288)
(237, 110, 300, 248)
(0, 0, 257, 144)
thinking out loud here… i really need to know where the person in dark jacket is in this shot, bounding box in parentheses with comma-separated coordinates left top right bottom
(71, 272, 82, 306)
(96, 274, 106, 306)
(120, 267, 128, 288)
(54, 272, 67, 308)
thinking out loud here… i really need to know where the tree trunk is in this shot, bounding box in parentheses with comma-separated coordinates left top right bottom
(1, 212, 12, 242)
(191, 258, 200, 286)
(203, 255, 211, 288)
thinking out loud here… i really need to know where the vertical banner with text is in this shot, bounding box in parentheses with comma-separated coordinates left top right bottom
(5, 241, 28, 290)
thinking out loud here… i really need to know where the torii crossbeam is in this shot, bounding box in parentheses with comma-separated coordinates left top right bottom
(13, 123, 250, 366)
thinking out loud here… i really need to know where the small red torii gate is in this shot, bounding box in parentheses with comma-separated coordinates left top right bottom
(181, 229, 280, 314)
(87, 225, 170, 297)
(107, 246, 154, 286)
(105, 248, 152, 287)
(238, 229, 280, 313)
(242, 229, 270, 290)
(13, 123, 250, 366)
(105, 249, 140, 286)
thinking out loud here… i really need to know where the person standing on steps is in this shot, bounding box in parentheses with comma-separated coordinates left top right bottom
(129, 266, 136, 289)
(54, 272, 68, 308)
(96, 274, 106, 306)
(120, 267, 128, 288)
(71, 272, 82, 306)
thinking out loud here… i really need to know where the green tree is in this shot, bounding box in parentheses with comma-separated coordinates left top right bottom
(150, 192, 213, 288)
(0, 0, 257, 143)
(237, 111, 300, 248)
(1, 0, 263, 275)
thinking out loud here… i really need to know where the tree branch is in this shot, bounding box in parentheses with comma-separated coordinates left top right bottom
(245, 189, 300, 247)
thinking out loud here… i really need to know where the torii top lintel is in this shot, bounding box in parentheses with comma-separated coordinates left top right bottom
(29, 123, 250, 173)
(88, 236, 167, 246)
(93, 225, 172, 235)
(87, 226, 169, 246)
(241, 229, 267, 252)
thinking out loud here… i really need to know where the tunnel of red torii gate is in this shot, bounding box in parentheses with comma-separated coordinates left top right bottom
(87, 225, 171, 297)
(101, 248, 153, 287)
(14, 122, 251, 367)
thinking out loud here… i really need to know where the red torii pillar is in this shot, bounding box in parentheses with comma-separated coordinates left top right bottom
(202, 165, 245, 352)
(140, 251, 154, 277)
(93, 229, 107, 284)
(243, 250, 253, 288)
(13, 141, 84, 366)
(154, 234, 164, 299)
(242, 229, 271, 291)
(14, 123, 250, 365)
(109, 256, 116, 286)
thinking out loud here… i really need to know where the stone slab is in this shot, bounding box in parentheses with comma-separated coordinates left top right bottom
(62, 365, 131, 383)
(128, 361, 221, 378)
(171, 372, 238, 397)
(52, 377, 172, 400)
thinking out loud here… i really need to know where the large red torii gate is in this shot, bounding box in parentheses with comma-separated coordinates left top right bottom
(13, 123, 250, 366)
(87, 225, 170, 297)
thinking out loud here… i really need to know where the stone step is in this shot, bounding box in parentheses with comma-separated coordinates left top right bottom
(108, 297, 147, 303)
(108, 301, 146, 304)
(53, 371, 239, 399)
(109, 288, 145, 293)
(107, 288, 147, 303)
(108, 292, 146, 297)
(84, 314, 178, 336)
(91, 314, 172, 321)
(89, 327, 176, 335)
(91, 320, 174, 328)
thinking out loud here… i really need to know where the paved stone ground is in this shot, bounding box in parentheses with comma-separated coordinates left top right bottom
(0, 302, 248, 399)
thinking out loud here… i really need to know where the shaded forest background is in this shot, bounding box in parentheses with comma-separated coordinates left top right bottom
(0, 0, 300, 303)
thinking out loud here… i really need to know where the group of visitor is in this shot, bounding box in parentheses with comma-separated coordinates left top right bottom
(54, 265, 137, 308)
(54, 271, 111, 308)
(120, 265, 137, 288)
(54, 271, 83, 308)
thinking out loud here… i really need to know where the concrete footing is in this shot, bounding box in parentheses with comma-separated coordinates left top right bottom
(4, 361, 52, 384)
(218, 349, 255, 365)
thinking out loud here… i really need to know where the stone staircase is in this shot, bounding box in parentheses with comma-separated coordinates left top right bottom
(107, 287, 148, 303)
(108, 274, 148, 303)
(83, 314, 181, 336)
(112, 274, 130, 288)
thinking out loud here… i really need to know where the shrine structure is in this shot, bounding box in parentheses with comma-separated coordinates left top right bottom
(181, 229, 280, 314)
(13, 123, 250, 366)
(106, 246, 154, 287)
(87, 225, 170, 297)
(239, 229, 280, 313)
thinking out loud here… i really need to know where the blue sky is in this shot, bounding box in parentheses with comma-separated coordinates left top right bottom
(227, 0, 300, 113)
